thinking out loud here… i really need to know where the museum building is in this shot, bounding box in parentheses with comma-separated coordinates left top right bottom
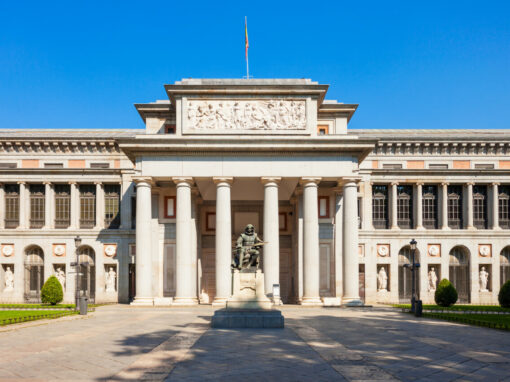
(0, 78, 509, 306)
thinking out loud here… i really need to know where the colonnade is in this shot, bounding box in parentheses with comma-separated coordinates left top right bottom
(132, 176, 361, 306)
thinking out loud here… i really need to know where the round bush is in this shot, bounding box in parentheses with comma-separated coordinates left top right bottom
(499, 280, 510, 308)
(41, 275, 64, 305)
(434, 279, 458, 307)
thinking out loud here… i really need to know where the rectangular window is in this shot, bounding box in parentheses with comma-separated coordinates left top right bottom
(29, 184, 45, 228)
(422, 185, 438, 229)
(90, 162, 110, 169)
(317, 125, 329, 135)
(44, 163, 64, 168)
(4, 184, 19, 228)
(474, 163, 495, 169)
(382, 163, 403, 169)
(372, 185, 388, 229)
(79, 185, 96, 228)
(164, 196, 176, 218)
(447, 185, 463, 229)
(499, 185, 510, 229)
(54, 184, 71, 228)
(318, 196, 329, 218)
(104, 184, 120, 229)
(0, 163, 17, 169)
(397, 185, 413, 229)
(473, 185, 488, 229)
(429, 164, 449, 169)
(131, 195, 136, 229)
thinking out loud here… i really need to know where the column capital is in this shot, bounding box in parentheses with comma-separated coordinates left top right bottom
(491, 182, 500, 186)
(390, 181, 399, 186)
(213, 177, 233, 185)
(441, 182, 449, 186)
(339, 177, 361, 187)
(299, 177, 321, 186)
(133, 177, 152, 186)
(466, 182, 475, 186)
(43, 181, 52, 185)
(172, 176, 193, 186)
(261, 176, 281, 185)
(68, 180, 77, 185)
(17, 181, 26, 185)
(416, 182, 424, 186)
(94, 181, 103, 186)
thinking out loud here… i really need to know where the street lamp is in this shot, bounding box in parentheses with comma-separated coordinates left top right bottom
(409, 239, 422, 317)
(74, 236, 82, 310)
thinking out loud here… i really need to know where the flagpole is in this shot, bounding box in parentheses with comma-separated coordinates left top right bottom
(245, 16, 249, 79)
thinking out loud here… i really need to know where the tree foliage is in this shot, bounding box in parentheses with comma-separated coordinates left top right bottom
(499, 280, 510, 308)
(41, 275, 64, 305)
(434, 279, 458, 307)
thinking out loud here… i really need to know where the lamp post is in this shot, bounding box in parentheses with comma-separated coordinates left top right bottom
(409, 239, 422, 317)
(74, 236, 82, 310)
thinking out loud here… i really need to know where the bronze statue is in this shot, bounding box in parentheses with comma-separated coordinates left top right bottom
(232, 224, 266, 270)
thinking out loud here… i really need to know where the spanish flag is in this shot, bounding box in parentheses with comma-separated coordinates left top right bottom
(245, 16, 249, 59)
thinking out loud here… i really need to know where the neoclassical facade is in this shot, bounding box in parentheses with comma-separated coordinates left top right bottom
(0, 79, 509, 306)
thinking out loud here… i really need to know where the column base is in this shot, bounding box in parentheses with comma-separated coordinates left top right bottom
(416, 225, 425, 231)
(172, 297, 198, 306)
(441, 226, 451, 230)
(212, 298, 228, 308)
(343, 297, 364, 307)
(300, 297, 323, 306)
(130, 297, 154, 306)
(467, 225, 476, 231)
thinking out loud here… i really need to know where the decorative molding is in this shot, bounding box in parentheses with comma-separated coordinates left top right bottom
(104, 244, 117, 258)
(427, 244, 441, 257)
(377, 244, 390, 257)
(53, 243, 66, 257)
(478, 244, 491, 257)
(373, 141, 510, 157)
(1, 244, 14, 257)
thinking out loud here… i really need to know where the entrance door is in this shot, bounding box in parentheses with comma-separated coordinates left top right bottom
(24, 246, 45, 302)
(128, 264, 136, 301)
(77, 246, 96, 303)
(398, 246, 418, 302)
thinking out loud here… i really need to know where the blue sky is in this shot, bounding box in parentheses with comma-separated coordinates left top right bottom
(0, 1, 509, 130)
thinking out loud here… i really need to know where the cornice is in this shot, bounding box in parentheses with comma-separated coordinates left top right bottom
(0, 140, 121, 155)
(372, 141, 510, 156)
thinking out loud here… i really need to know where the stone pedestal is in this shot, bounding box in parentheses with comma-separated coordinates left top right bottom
(211, 269, 284, 328)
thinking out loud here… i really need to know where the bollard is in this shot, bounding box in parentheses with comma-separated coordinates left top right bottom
(79, 296, 88, 315)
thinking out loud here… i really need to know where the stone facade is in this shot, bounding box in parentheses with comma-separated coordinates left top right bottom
(0, 78, 508, 306)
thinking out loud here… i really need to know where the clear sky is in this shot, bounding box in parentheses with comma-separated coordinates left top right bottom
(0, 1, 509, 130)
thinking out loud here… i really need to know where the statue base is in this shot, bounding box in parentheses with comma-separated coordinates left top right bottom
(211, 268, 284, 328)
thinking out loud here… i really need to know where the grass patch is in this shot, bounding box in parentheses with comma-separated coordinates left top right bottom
(0, 310, 78, 326)
(0, 303, 75, 309)
(424, 312, 510, 331)
(392, 304, 510, 312)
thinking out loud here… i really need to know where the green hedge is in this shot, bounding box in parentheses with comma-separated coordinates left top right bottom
(499, 280, 510, 308)
(392, 304, 510, 313)
(0, 310, 78, 326)
(423, 312, 510, 331)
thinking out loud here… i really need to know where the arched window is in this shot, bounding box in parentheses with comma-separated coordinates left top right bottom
(449, 246, 470, 303)
(24, 245, 44, 302)
(501, 247, 510, 286)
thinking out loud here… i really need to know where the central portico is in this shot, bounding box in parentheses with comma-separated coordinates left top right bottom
(119, 79, 376, 307)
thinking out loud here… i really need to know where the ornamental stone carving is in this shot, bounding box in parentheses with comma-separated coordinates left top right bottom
(479, 245, 491, 257)
(4, 267, 14, 292)
(377, 267, 388, 291)
(1, 244, 14, 257)
(377, 244, 389, 257)
(53, 244, 66, 257)
(186, 100, 306, 131)
(104, 244, 117, 257)
(479, 266, 489, 292)
(428, 267, 438, 292)
(428, 245, 440, 257)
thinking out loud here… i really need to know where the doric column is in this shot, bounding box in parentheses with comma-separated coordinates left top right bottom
(491, 182, 500, 230)
(296, 188, 304, 302)
(334, 187, 343, 299)
(440, 182, 449, 230)
(18, 182, 27, 229)
(0, 184, 5, 230)
(300, 177, 322, 305)
(343, 179, 363, 306)
(44, 182, 52, 229)
(213, 177, 233, 306)
(173, 177, 197, 305)
(390, 182, 399, 229)
(69, 182, 79, 229)
(131, 178, 154, 305)
(95, 182, 104, 229)
(261, 177, 281, 302)
(466, 182, 475, 230)
(415, 182, 424, 230)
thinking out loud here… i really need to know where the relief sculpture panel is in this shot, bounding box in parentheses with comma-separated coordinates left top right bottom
(185, 99, 306, 131)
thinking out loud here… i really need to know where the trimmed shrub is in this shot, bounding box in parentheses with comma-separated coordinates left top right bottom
(434, 279, 458, 307)
(499, 280, 510, 308)
(41, 276, 64, 305)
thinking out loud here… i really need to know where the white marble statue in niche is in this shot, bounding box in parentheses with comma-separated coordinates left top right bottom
(55, 267, 66, 289)
(106, 267, 116, 292)
(4, 267, 14, 292)
(186, 100, 306, 131)
(377, 267, 388, 291)
(479, 266, 489, 292)
(428, 267, 438, 292)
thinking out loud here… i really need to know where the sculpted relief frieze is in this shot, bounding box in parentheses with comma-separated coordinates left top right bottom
(185, 99, 306, 131)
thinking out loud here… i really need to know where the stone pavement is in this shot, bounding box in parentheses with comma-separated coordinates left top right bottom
(0, 305, 508, 381)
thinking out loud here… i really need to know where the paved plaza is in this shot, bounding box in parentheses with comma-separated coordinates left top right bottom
(0, 305, 509, 381)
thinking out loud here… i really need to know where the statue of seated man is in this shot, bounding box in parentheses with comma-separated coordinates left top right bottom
(232, 224, 264, 270)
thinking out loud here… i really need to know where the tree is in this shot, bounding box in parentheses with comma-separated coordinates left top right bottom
(499, 280, 510, 308)
(41, 275, 64, 305)
(434, 279, 458, 307)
